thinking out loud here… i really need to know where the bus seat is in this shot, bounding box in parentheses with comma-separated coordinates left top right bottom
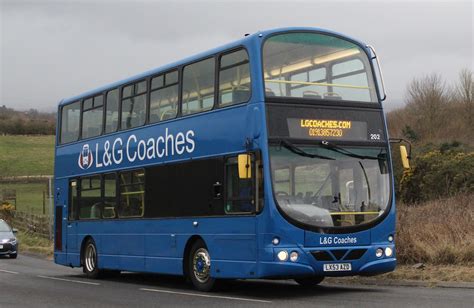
(150, 114, 160, 123)
(265, 88, 276, 97)
(303, 91, 322, 99)
(90, 203, 101, 219)
(160, 109, 177, 120)
(323, 92, 342, 100)
(233, 89, 250, 103)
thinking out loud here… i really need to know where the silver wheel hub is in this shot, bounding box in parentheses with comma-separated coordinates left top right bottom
(193, 248, 211, 283)
(85, 243, 97, 272)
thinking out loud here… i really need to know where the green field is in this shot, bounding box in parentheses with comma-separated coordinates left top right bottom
(0, 135, 55, 176)
(1, 182, 51, 214)
(0, 135, 55, 213)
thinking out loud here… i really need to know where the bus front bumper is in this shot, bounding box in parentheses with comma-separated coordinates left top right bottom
(258, 245, 396, 278)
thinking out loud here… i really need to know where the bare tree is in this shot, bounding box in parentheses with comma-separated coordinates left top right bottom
(455, 69, 473, 137)
(405, 73, 448, 140)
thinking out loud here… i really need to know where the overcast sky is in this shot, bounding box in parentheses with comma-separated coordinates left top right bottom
(1, 0, 472, 112)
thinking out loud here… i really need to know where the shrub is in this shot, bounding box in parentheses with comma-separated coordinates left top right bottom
(399, 146, 474, 203)
(0, 201, 15, 222)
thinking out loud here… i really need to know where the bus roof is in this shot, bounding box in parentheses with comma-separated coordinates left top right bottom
(58, 27, 367, 107)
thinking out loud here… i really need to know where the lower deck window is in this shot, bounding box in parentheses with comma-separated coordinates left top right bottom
(118, 170, 145, 218)
(79, 176, 101, 219)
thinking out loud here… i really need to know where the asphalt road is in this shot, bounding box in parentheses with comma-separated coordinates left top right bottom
(0, 255, 473, 307)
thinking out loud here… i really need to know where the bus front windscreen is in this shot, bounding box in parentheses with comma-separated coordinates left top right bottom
(269, 143, 390, 229)
(263, 32, 378, 103)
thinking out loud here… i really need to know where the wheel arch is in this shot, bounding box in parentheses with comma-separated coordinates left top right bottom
(80, 235, 94, 266)
(182, 235, 205, 276)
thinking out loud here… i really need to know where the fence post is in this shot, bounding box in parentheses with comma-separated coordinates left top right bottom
(43, 190, 46, 215)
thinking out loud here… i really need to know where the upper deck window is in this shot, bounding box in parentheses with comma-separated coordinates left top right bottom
(121, 81, 147, 129)
(182, 58, 215, 115)
(105, 89, 119, 134)
(263, 32, 377, 103)
(150, 70, 179, 123)
(60, 101, 80, 144)
(218, 49, 251, 106)
(82, 94, 104, 139)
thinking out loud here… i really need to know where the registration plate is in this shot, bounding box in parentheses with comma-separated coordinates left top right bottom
(323, 263, 351, 272)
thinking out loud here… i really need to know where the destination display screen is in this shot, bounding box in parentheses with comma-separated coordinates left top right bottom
(267, 104, 386, 142)
(287, 118, 368, 141)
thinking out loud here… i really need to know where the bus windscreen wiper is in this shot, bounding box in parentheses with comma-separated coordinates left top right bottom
(320, 140, 380, 160)
(280, 139, 334, 160)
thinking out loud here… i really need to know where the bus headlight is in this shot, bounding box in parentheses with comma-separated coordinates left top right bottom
(375, 248, 384, 258)
(277, 250, 289, 261)
(289, 251, 299, 262)
(385, 247, 393, 257)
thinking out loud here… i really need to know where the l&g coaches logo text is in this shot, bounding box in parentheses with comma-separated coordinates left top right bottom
(77, 128, 195, 170)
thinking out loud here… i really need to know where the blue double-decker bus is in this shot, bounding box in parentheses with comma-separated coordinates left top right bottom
(54, 27, 395, 291)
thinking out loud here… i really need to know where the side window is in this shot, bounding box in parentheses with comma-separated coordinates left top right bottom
(82, 95, 104, 139)
(79, 176, 102, 219)
(219, 49, 251, 106)
(225, 156, 254, 214)
(182, 58, 215, 115)
(150, 70, 179, 123)
(103, 173, 117, 219)
(118, 169, 145, 218)
(69, 180, 78, 220)
(60, 101, 80, 144)
(105, 89, 119, 134)
(121, 80, 147, 129)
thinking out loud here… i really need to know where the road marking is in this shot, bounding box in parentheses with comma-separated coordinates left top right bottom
(37, 275, 100, 286)
(140, 288, 272, 303)
(0, 269, 19, 274)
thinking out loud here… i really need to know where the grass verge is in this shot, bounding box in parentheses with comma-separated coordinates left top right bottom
(17, 231, 53, 258)
(383, 264, 474, 282)
(396, 193, 474, 265)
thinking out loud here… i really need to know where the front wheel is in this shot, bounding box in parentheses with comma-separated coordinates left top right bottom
(187, 239, 217, 292)
(82, 238, 101, 279)
(294, 276, 325, 287)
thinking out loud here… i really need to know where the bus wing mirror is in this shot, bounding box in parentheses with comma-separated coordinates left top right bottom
(400, 145, 411, 169)
(238, 154, 252, 179)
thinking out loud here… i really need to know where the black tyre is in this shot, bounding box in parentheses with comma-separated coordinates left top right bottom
(10, 253, 17, 259)
(294, 276, 325, 287)
(82, 238, 101, 279)
(187, 239, 217, 292)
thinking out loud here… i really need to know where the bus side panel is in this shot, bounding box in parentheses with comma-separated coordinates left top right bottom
(54, 178, 74, 266)
(82, 220, 145, 272)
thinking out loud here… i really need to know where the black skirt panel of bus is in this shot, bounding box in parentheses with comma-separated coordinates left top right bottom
(145, 157, 225, 218)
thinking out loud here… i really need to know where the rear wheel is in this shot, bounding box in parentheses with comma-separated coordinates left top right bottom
(82, 238, 101, 279)
(294, 276, 325, 287)
(187, 239, 217, 292)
